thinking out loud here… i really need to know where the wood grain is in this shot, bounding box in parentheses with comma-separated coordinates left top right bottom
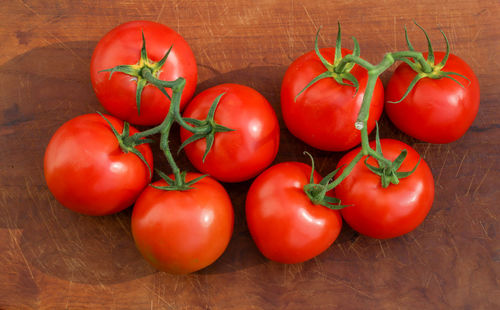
(1, 0, 499, 309)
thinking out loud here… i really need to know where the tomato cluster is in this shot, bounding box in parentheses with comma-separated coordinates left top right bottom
(44, 21, 479, 273)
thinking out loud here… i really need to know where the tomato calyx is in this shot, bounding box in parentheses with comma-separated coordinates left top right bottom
(97, 112, 153, 177)
(120, 70, 215, 190)
(151, 170, 208, 191)
(302, 152, 348, 210)
(363, 125, 421, 188)
(387, 23, 471, 104)
(100, 32, 174, 114)
(295, 23, 361, 101)
(178, 93, 235, 162)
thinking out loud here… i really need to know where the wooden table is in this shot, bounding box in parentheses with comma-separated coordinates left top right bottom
(1, 1, 498, 309)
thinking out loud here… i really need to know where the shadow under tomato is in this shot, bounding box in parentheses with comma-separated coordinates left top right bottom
(1, 41, 383, 284)
(0, 42, 285, 283)
(0, 41, 101, 230)
(0, 41, 158, 284)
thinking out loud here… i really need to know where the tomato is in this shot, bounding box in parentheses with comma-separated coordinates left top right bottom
(44, 113, 153, 216)
(281, 48, 384, 151)
(335, 139, 434, 239)
(131, 174, 234, 274)
(385, 52, 480, 143)
(90, 20, 198, 126)
(245, 162, 342, 264)
(180, 84, 280, 183)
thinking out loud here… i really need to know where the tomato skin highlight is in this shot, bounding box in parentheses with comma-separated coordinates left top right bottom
(180, 84, 280, 183)
(281, 48, 384, 151)
(246, 162, 342, 264)
(90, 20, 198, 126)
(335, 139, 434, 239)
(131, 174, 234, 274)
(385, 52, 480, 143)
(44, 113, 153, 216)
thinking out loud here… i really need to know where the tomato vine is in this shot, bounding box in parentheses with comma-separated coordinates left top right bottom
(99, 35, 233, 190)
(296, 22, 470, 208)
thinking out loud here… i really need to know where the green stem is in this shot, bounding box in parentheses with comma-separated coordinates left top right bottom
(122, 86, 177, 143)
(326, 151, 363, 191)
(326, 50, 429, 188)
(159, 113, 183, 186)
(155, 71, 185, 185)
(124, 118, 165, 143)
(356, 72, 379, 124)
(141, 67, 180, 88)
(354, 55, 393, 166)
(336, 54, 376, 72)
(124, 69, 207, 145)
(140, 68, 204, 134)
(122, 68, 194, 186)
(391, 51, 432, 73)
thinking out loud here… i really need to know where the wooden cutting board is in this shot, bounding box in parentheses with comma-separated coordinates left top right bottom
(1, 0, 498, 309)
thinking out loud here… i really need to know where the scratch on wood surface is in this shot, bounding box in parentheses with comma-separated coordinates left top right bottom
(216, 259, 253, 280)
(155, 0, 167, 23)
(472, 163, 492, 198)
(195, 6, 214, 32)
(483, 207, 497, 221)
(190, 273, 203, 290)
(49, 32, 87, 64)
(313, 256, 325, 275)
(8, 228, 35, 281)
(465, 173, 476, 196)
(17, 0, 86, 64)
(449, 237, 460, 258)
(348, 235, 360, 251)
(174, 274, 183, 293)
(201, 49, 215, 68)
(97, 219, 115, 244)
(435, 146, 450, 186)
(315, 272, 374, 298)
(378, 240, 386, 258)
(432, 273, 449, 305)
(338, 279, 373, 298)
(408, 233, 422, 250)
(455, 150, 468, 177)
(17, 0, 41, 17)
(24, 176, 37, 205)
(479, 221, 492, 240)
(347, 236, 362, 259)
(336, 242, 347, 256)
(301, 5, 320, 36)
(472, 27, 481, 43)
(454, 192, 463, 206)
(423, 143, 431, 159)
(141, 285, 176, 309)
(40, 210, 63, 252)
(283, 263, 304, 285)
(116, 214, 131, 237)
(424, 272, 433, 288)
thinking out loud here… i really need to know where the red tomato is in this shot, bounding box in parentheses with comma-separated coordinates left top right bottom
(385, 52, 480, 143)
(90, 20, 198, 125)
(281, 48, 384, 151)
(131, 174, 234, 274)
(335, 139, 434, 239)
(180, 84, 280, 183)
(44, 113, 153, 216)
(246, 162, 343, 264)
